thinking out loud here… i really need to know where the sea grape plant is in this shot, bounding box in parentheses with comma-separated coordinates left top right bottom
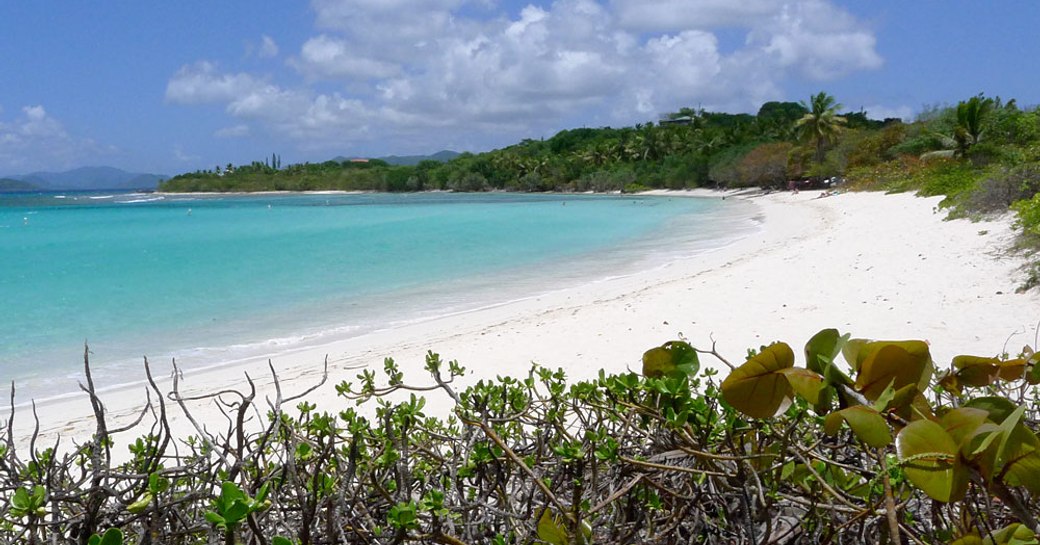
(719, 328, 1040, 543)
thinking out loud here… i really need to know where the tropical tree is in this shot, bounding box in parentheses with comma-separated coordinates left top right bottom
(954, 94, 995, 155)
(796, 92, 848, 167)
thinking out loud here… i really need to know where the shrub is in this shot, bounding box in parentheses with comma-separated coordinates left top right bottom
(965, 162, 1040, 213)
(1013, 192, 1040, 237)
(1, 331, 1038, 544)
(735, 142, 793, 188)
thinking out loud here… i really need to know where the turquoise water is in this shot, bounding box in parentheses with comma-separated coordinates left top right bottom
(0, 191, 758, 401)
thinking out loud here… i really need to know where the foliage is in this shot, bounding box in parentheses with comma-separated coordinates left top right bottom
(796, 91, 847, 167)
(720, 328, 1040, 544)
(1, 331, 1038, 544)
(1013, 192, 1040, 238)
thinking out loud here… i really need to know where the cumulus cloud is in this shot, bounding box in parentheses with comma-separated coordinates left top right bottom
(0, 105, 109, 172)
(751, 1, 883, 80)
(165, 62, 266, 104)
(165, 0, 884, 154)
(293, 35, 401, 79)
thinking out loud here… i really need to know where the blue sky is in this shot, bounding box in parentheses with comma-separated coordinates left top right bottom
(1, 1, 1038, 176)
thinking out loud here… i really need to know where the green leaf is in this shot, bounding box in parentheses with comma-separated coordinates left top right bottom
(895, 419, 967, 502)
(537, 508, 570, 545)
(777, 367, 825, 404)
(204, 511, 226, 526)
(941, 407, 990, 446)
(12, 487, 29, 510)
(148, 472, 169, 495)
(965, 397, 1018, 424)
(720, 342, 794, 418)
(805, 328, 852, 385)
(854, 342, 932, 401)
(642, 341, 699, 378)
(223, 500, 250, 525)
(983, 523, 1038, 545)
(993, 406, 1040, 494)
(273, 538, 294, 545)
(99, 528, 124, 545)
(254, 482, 270, 504)
(127, 492, 153, 514)
(823, 405, 892, 448)
(953, 355, 1001, 387)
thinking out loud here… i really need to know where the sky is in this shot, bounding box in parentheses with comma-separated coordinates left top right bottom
(1, 1, 1038, 176)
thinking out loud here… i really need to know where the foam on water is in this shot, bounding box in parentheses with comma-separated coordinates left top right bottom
(0, 191, 759, 401)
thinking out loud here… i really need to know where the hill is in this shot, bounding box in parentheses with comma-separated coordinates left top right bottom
(5, 166, 167, 191)
(0, 178, 40, 192)
(332, 150, 461, 166)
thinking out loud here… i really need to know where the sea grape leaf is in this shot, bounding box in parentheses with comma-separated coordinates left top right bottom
(854, 342, 931, 401)
(965, 397, 1017, 424)
(896, 419, 967, 502)
(804, 328, 852, 385)
(842, 338, 871, 372)
(537, 508, 570, 545)
(963, 422, 1002, 481)
(950, 533, 984, 545)
(941, 407, 990, 447)
(720, 342, 794, 418)
(642, 341, 699, 378)
(823, 405, 892, 448)
(777, 367, 825, 404)
(983, 523, 1038, 545)
(994, 406, 1040, 494)
(939, 371, 962, 395)
(910, 393, 935, 421)
(953, 355, 1001, 387)
(998, 358, 1027, 381)
(873, 382, 919, 417)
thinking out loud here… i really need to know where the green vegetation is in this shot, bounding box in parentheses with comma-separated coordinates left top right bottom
(1, 331, 1038, 544)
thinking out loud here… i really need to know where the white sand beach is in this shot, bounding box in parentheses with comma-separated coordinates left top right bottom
(12, 189, 1040, 452)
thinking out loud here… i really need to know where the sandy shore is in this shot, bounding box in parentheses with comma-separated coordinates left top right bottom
(11, 189, 1040, 452)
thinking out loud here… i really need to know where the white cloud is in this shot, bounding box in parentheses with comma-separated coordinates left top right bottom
(165, 0, 884, 155)
(611, 0, 779, 31)
(214, 124, 251, 138)
(750, 1, 883, 80)
(293, 35, 401, 79)
(165, 61, 266, 104)
(0, 105, 108, 172)
(259, 35, 279, 58)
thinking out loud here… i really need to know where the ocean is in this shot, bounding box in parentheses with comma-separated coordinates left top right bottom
(0, 191, 759, 402)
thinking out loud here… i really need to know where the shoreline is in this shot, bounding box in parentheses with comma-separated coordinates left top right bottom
(4, 191, 756, 405)
(10, 189, 1040, 451)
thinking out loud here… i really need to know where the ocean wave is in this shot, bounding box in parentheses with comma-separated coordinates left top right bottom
(118, 196, 165, 204)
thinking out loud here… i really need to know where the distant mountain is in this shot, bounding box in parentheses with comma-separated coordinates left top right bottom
(0, 178, 40, 192)
(331, 150, 461, 166)
(5, 166, 167, 191)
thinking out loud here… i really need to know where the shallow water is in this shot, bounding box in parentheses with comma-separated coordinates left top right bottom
(0, 191, 758, 401)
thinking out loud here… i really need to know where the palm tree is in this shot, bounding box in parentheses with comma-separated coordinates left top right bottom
(954, 95, 994, 155)
(795, 92, 847, 165)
